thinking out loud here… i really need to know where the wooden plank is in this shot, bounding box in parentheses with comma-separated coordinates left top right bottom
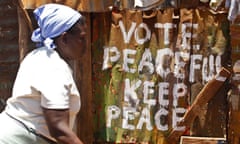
(180, 136, 226, 144)
(0, 0, 19, 108)
(90, 12, 112, 143)
(167, 67, 231, 144)
(75, 12, 93, 144)
(17, 6, 30, 62)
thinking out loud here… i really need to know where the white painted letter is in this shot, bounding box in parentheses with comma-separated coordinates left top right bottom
(173, 83, 187, 107)
(138, 48, 154, 74)
(123, 49, 137, 73)
(122, 106, 136, 130)
(215, 55, 222, 73)
(156, 48, 173, 78)
(155, 108, 168, 131)
(107, 105, 121, 127)
(172, 108, 186, 131)
(174, 52, 189, 79)
(155, 23, 176, 45)
(143, 81, 156, 106)
(137, 107, 153, 131)
(119, 20, 136, 44)
(124, 79, 141, 106)
(158, 82, 169, 106)
(202, 57, 209, 83)
(189, 54, 202, 83)
(208, 54, 215, 80)
(135, 23, 151, 44)
(102, 46, 121, 70)
(181, 23, 198, 50)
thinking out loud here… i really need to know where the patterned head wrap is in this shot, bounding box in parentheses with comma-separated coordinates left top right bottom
(31, 4, 81, 49)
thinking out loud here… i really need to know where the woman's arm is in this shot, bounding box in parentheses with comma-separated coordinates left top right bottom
(42, 108, 84, 144)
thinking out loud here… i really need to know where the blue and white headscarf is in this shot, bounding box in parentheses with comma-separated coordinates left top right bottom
(31, 4, 81, 49)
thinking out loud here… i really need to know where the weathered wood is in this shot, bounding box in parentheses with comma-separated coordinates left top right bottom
(0, 0, 19, 111)
(75, 13, 94, 144)
(90, 12, 112, 143)
(167, 67, 231, 143)
(180, 136, 226, 144)
(17, 6, 30, 62)
(228, 23, 240, 144)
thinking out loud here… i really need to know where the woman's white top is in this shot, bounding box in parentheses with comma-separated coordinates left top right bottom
(4, 46, 81, 140)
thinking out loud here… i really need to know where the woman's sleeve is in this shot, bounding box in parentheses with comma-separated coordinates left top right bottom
(33, 66, 74, 109)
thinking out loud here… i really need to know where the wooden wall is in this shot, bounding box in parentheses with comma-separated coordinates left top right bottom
(0, 0, 19, 111)
(0, 1, 94, 143)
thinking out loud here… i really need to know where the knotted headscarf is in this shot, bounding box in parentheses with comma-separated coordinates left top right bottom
(31, 4, 81, 49)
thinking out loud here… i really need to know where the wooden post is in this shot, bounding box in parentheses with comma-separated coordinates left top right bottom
(75, 12, 93, 144)
(167, 67, 231, 144)
(17, 6, 29, 62)
(17, 0, 33, 62)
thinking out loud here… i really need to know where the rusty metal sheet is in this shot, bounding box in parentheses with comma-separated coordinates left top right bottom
(92, 8, 231, 144)
(20, 0, 114, 12)
(20, 0, 166, 12)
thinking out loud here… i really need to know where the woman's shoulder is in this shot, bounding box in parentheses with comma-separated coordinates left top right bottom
(27, 46, 55, 59)
(24, 47, 62, 62)
(21, 46, 68, 71)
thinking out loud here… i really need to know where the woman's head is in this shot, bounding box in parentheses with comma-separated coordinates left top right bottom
(54, 16, 87, 60)
(31, 4, 87, 60)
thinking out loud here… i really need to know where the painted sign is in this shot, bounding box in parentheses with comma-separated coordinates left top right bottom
(93, 8, 230, 143)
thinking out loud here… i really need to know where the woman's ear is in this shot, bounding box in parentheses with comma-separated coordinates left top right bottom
(57, 32, 68, 45)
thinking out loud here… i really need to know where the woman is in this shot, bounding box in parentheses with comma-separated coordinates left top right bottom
(0, 3, 86, 144)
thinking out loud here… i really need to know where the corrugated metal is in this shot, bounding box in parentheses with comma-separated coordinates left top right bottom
(20, 0, 115, 12)
(20, 0, 215, 12)
(20, 0, 165, 12)
(0, 0, 19, 111)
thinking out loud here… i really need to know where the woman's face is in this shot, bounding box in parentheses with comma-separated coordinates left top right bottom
(58, 22, 87, 61)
